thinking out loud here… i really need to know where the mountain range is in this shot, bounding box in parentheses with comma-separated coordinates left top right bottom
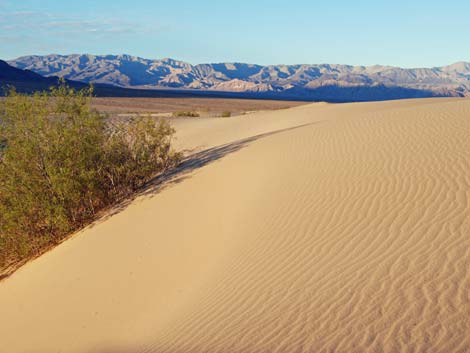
(0, 59, 258, 99)
(5, 54, 470, 101)
(0, 59, 86, 92)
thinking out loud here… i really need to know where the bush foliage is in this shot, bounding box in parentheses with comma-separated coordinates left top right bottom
(172, 110, 200, 117)
(0, 85, 181, 271)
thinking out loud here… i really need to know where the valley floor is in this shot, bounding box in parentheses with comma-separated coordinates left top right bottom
(1, 98, 469, 353)
(91, 96, 305, 117)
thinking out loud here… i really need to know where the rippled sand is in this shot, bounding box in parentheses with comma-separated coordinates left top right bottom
(1, 98, 469, 353)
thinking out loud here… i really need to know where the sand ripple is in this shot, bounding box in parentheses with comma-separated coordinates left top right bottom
(1, 98, 469, 353)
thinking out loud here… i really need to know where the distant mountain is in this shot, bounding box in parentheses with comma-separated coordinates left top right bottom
(0, 59, 77, 93)
(0, 60, 289, 99)
(6, 54, 470, 101)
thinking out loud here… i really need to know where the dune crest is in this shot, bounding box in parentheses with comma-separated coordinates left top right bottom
(1, 98, 469, 353)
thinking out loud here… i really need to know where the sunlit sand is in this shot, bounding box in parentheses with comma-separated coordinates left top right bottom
(1, 98, 469, 353)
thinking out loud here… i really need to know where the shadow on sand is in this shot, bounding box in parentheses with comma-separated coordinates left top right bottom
(94, 122, 317, 226)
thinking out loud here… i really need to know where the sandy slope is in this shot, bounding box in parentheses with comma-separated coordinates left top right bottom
(1, 98, 469, 353)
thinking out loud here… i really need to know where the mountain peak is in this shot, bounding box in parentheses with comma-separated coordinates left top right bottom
(443, 61, 470, 72)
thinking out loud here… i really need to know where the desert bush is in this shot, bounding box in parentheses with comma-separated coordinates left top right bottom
(172, 110, 200, 117)
(221, 111, 231, 118)
(0, 84, 181, 271)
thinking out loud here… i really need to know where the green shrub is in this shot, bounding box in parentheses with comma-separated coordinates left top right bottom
(0, 85, 181, 272)
(221, 111, 232, 118)
(172, 111, 200, 117)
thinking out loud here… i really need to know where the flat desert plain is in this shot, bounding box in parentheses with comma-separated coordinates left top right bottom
(91, 97, 305, 117)
(1, 98, 469, 353)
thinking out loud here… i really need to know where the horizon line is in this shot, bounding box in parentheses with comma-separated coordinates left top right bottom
(6, 53, 470, 70)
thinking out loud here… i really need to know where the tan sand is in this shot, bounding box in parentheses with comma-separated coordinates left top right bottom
(0, 98, 469, 353)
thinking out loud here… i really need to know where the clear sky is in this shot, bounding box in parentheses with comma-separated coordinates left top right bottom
(1, 0, 469, 67)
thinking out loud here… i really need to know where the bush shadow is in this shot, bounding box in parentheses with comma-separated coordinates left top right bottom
(95, 122, 317, 225)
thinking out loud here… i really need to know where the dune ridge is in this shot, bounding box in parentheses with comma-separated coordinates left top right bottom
(0, 98, 469, 353)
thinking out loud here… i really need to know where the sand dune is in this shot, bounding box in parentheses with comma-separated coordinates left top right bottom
(1, 98, 469, 353)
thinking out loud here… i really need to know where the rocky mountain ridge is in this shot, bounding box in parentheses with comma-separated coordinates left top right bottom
(7, 54, 470, 100)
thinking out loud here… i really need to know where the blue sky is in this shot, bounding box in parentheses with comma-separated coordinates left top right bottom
(0, 0, 469, 67)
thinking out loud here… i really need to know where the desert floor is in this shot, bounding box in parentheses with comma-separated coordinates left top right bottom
(91, 97, 306, 117)
(1, 98, 469, 353)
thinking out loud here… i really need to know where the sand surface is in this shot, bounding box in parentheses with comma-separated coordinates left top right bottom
(1, 98, 469, 353)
